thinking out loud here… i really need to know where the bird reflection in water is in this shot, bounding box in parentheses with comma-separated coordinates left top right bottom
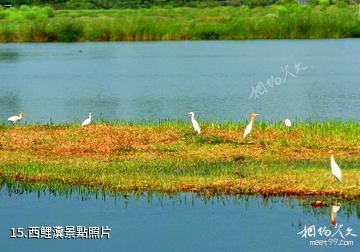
(330, 203, 341, 226)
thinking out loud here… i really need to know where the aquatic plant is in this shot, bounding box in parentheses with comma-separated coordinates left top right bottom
(0, 5, 359, 42)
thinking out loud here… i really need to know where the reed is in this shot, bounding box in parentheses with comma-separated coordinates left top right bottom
(0, 5, 359, 42)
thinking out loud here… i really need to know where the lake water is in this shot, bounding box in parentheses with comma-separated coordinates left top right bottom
(0, 40, 359, 123)
(0, 183, 359, 252)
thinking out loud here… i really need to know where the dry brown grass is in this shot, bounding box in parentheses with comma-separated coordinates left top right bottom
(0, 124, 358, 162)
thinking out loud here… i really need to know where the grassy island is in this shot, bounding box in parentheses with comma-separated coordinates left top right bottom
(0, 121, 359, 199)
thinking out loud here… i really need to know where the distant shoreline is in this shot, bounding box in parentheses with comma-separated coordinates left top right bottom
(0, 5, 359, 42)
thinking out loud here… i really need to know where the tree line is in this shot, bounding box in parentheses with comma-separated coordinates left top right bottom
(0, 0, 358, 9)
(0, 0, 336, 9)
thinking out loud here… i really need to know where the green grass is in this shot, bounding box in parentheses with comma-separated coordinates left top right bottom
(0, 159, 359, 198)
(0, 4, 359, 42)
(0, 120, 359, 199)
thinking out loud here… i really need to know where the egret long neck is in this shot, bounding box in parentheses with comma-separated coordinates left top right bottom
(330, 154, 335, 164)
(250, 118, 255, 126)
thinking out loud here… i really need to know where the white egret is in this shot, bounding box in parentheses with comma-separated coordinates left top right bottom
(188, 112, 201, 134)
(331, 203, 341, 226)
(8, 112, 25, 123)
(329, 150, 342, 182)
(283, 118, 292, 127)
(81, 112, 92, 127)
(243, 112, 260, 140)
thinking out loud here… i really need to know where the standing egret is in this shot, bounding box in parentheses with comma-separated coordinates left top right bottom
(330, 203, 341, 226)
(329, 150, 342, 182)
(81, 112, 92, 127)
(188, 112, 201, 134)
(8, 112, 25, 123)
(283, 119, 292, 127)
(243, 113, 260, 140)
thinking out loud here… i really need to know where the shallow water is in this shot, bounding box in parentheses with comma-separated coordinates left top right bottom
(1, 184, 359, 252)
(0, 40, 359, 123)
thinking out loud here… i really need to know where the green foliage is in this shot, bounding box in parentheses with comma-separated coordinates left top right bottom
(47, 19, 84, 41)
(319, 0, 329, 10)
(4, 0, 282, 9)
(335, 0, 351, 7)
(0, 5, 53, 21)
(0, 5, 359, 42)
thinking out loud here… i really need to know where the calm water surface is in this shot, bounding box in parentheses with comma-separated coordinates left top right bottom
(0, 184, 359, 252)
(0, 40, 359, 123)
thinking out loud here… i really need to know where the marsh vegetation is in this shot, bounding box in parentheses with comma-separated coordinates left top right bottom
(0, 121, 359, 199)
(0, 4, 359, 42)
